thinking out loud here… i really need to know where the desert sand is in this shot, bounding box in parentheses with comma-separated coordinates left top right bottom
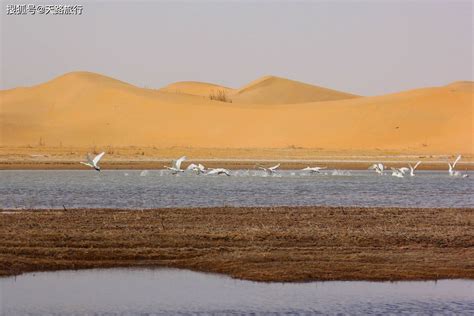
(1, 207, 473, 281)
(159, 81, 235, 97)
(230, 75, 359, 104)
(1, 71, 472, 155)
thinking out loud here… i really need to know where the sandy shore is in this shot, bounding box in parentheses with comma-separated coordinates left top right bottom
(1, 146, 473, 170)
(1, 207, 473, 281)
(6, 160, 472, 170)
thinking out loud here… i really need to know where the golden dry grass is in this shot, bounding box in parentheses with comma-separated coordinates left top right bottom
(1, 207, 473, 281)
(209, 89, 232, 103)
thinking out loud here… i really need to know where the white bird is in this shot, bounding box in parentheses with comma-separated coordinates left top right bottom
(408, 161, 421, 176)
(206, 168, 231, 176)
(80, 152, 105, 172)
(259, 163, 280, 175)
(398, 167, 410, 175)
(390, 166, 409, 176)
(302, 166, 327, 174)
(186, 163, 206, 174)
(448, 155, 462, 176)
(369, 163, 385, 175)
(377, 163, 385, 173)
(165, 156, 186, 174)
(391, 167, 404, 178)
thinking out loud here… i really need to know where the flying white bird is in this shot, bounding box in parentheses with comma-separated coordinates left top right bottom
(80, 152, 105, 172)
(448, 155, 462, 176)
(377, 163, 385, 173)
(408, 161, 421, 176)
(165, 156, 186, 174)
(369, 163, 385, 175)
(186, 163, 206, 174)
(206, 168, 231, 176)
(391, 167, 404, 178)
(302, 166, 327, 174)
(259, 163, 280, 175)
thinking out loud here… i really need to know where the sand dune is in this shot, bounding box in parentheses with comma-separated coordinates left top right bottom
(159, 81, 235, 98)
(446, 81, 474, 93)
(0, 71, 472, 154)
(160, 75, 359, 104)
(231, 75, 359, 104)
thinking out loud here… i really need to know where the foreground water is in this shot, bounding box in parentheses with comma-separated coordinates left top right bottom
(1, 170, 473, 209)
(1, 268, 473, 314)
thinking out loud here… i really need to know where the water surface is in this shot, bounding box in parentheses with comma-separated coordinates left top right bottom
(1, 170, 472, 209)
(1, 268, 473, 315)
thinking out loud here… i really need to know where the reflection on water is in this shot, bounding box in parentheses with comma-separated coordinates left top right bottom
(1, 268, 473, 315)
(0, 170, 473, 209)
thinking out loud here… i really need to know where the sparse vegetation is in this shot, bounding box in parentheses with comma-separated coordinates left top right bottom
(209, 89, 232, 103)
(286, 144, 304, 150)
(1, 207, 473, 281)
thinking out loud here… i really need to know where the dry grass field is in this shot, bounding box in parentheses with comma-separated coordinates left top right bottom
(1, 207, 473, 281)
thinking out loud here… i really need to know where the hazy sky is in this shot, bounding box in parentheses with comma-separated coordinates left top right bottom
(1, 0, 472, 95)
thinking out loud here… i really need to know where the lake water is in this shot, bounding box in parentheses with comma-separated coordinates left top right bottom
(1, 268, 473, 315)
(1, 170, 473, 209)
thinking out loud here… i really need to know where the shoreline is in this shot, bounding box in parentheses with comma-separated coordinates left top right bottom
(1, 146, 473, 171)
(1, 160, 474, 171)
(1, 206, 473, 282)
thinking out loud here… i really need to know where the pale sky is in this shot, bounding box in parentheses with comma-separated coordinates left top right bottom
(1, 0, 472, 95)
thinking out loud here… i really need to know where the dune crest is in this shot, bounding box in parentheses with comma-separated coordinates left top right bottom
(231, 75, 359, 104)
(445, 81, 474, 93)
(159, 75, 358, 105)
(40, 71, 135, 90)
(159, 81, 235, 98)
(0, 72, 472, 154)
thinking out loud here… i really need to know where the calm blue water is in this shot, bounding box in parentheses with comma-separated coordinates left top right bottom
(0, 170, 472, 209)
(1, 268, 473, 315)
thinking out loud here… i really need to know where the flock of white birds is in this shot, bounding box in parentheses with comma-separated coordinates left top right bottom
(368, 155, 468, 178)
(164, 156, 232, 176)
(80, 153, 469, 178)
